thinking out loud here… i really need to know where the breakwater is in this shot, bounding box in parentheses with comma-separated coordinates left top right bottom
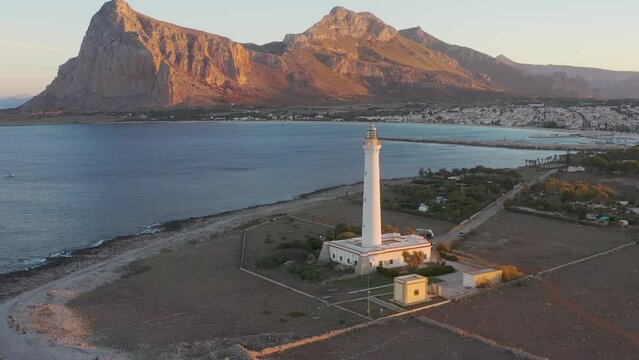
(378, 137, 624, 151)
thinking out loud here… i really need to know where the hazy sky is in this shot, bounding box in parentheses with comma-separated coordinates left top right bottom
(1, 0, 637, 97)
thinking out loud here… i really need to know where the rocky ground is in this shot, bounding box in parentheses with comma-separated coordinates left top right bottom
(2, 173, 637, 359)
(422, 245, 639, 360)
(457, 211, 636, 273)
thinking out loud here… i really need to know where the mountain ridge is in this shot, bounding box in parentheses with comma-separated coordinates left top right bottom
(22, 1, 639, 111)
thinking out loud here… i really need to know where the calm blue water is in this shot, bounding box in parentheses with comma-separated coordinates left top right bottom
(0, 121, 565, 273)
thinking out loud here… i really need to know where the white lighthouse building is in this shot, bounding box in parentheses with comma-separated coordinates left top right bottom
(362, 125, 382, 248)
(320, 125, 432, 275)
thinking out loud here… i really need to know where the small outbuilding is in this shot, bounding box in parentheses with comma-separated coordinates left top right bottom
(393, 274, 428, 306)
(463, 268, 502, 288)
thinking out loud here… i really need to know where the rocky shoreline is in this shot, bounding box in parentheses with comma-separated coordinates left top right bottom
(0, 181, 367, 303)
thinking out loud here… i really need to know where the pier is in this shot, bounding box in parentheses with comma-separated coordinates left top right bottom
(378, 137, 625, 151)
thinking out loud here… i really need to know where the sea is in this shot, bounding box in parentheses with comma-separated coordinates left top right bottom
(0, 121, 571, 274)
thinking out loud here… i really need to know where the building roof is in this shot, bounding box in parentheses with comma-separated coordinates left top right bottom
(325, 233, 432, 256)
(465, 268, 501, 276)
(394, 274, 427, 284)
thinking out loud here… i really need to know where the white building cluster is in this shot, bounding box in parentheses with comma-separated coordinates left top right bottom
(360, 104, 639, 132)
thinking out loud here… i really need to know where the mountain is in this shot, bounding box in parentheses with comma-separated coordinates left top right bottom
(0, 96, 31, 110)
(495, 55, 639, 99)
(23, 2, 497, 111)
(22, 1, 638, 111)
(399, 27, 596, 98)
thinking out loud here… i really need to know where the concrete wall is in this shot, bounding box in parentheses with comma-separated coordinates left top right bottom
(328, 247, 360, 266)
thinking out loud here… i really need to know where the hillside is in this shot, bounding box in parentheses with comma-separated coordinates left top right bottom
(22, 0, 638, 111)
(496, 55, 639, 99)
(23, 2, 498, 111)
(400, 27, 596, 98)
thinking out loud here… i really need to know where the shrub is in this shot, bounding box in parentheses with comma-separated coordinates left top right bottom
(417, 263, 455, 277)
(501, 265, 523, 282)
(276, 240, 306, 250)
(334, 223, 360, 235)
(376, 266, 401, 278)
(255, 248, 308, 269)
(305, 236, 324, 252)
(255, 256, 280, 270)
(382, 224, 400, 234)
(443, 254, 458, 261)
(335, 231, 359, 240)
(287, 264, 325, 282)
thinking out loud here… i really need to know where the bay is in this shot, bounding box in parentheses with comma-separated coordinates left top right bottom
(0, 121, 564, 273)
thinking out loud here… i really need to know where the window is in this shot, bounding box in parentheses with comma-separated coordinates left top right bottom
(332, 254, 335, 259)
(414, 289, 420, 296)
(379, 261, 383, 267)
(389, 259, 394, 264)
(340, 256, 343, 261)
(354, 261, 358, 265)
(347, 259, 350, 264)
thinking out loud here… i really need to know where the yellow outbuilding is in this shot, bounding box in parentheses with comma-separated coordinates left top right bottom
(463, 268, 503, 288)
(393, 274, 428, 306)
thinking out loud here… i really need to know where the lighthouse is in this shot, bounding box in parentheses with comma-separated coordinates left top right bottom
(362, 125, 382, 248)
(319, 125, 433, 275)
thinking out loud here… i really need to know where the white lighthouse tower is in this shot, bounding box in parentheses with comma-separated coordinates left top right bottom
(361, 125, 382, 248)
(320, 125, 433, 275)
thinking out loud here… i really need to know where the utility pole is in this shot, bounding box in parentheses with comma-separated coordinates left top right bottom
(367, 273, 371, 317)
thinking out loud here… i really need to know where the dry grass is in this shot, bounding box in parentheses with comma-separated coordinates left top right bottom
(501, 265, 524, 282)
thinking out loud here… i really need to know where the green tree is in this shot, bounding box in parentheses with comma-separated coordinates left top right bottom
(402, 251, 426, 272)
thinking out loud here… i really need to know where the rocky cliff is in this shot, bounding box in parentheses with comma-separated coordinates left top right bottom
(23, 2, 500, 111)
(24, 0, 292, 110)
(23, 1, 638, 111)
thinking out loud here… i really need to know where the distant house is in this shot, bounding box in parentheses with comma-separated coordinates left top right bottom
(436, 196, 447, 204)
(566, 166, 586, 173)
(418, 203, 429, 213)
(447, 176, 461, 181)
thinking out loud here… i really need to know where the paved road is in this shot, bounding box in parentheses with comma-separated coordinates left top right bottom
(436, 169, 558, 246)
